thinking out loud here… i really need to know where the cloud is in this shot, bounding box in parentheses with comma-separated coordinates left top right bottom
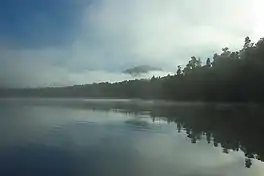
(123, 65, 162, 76)
(0, 49, 170, 87)
(0, 0, 263, 87)
(83, 0, 255, 64)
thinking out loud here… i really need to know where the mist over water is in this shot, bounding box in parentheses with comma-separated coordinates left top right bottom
(0, 98, 263, 176)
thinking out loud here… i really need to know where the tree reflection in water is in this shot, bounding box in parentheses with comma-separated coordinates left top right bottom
(149, 104, 264, 168)
(48, 100, 264, 168)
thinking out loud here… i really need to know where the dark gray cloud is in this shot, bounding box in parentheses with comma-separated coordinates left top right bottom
(123, 65, 162, 76)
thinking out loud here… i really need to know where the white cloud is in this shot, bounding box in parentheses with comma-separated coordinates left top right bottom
(0, 50, 171, 87)
(81, 0, 260, 66)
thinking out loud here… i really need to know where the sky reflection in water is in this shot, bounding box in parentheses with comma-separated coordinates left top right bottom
(0, 99, 263, 176)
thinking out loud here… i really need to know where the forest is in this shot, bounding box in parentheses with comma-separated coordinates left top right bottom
(1, 36, 264, 102)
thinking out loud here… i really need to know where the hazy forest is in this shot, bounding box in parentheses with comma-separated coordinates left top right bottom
(1, 36, 264, 103)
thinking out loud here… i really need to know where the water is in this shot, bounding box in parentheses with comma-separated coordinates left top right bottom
(0, 98, 263, 176)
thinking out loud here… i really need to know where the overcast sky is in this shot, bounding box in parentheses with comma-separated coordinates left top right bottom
(0, 0, 263, 87)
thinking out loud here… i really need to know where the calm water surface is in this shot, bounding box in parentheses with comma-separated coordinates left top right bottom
(0, 98, 263, 176)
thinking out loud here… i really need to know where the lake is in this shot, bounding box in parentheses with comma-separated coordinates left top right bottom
(0, 98, 263, 176)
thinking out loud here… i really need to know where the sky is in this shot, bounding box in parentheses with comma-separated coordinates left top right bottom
(0, 0, 263, 88)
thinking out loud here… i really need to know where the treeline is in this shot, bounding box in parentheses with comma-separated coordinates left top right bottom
(1, 36, 264, 102)
(163, 36, 264, 102)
